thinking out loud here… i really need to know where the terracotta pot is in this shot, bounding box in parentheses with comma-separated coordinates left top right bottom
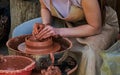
(24, 36, 60, 54)
(0, 55, 35, 75)
(25, 36, 53, 48)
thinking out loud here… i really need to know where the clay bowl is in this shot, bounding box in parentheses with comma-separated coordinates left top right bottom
(0, 55, 35, 75)
(6, 34, 72, 61)
(24, 36, 60, 54)
(25, 36, 53, 48)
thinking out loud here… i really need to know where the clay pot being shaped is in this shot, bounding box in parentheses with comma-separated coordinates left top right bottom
(0, 55, 35, 75)
(18, 35, 61, 55)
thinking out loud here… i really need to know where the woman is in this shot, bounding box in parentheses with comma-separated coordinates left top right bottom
(12, 0, 119, 75)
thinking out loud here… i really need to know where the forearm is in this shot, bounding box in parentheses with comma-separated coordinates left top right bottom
(56, 24, 101, 38)
(41, 8, 51, 25)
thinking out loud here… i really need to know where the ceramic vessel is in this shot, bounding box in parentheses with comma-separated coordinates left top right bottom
(0, 55, 35, 75)
(25, 36, 53, 48)
(23, 36, 60, 54)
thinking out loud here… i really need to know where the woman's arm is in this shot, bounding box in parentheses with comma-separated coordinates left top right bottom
(38, 0, 102, 39)
(39, 0, 51, 25)
(57, 0, 102, 37)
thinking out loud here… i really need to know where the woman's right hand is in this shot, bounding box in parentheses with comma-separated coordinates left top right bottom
(32, 23, 61, 40)
(35, 25, 59, 40)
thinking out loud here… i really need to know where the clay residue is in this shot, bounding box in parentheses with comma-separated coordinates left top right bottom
(40, 66, 61, 75)
(0, 57, 31, 70)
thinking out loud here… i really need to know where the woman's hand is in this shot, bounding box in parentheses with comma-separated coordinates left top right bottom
(32, 23, 40, 36)
(36, 25, 58, 39)
(32, 23, 44, 36)
(32, 23, 45, 40)
(35, 25, 58, 40)
(32, 23, 60, 40)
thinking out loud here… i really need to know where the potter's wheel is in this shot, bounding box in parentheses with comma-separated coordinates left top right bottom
(7, 34, 72, 54)
(6, 35, 75, 74)
(6, 34, 73, 60)
(18, 42, 61, 55)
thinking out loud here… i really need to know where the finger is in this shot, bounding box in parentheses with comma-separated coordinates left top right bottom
(33, 24, 45, 37)
(40, 33, 51, 40)
(33, 23, 40, 34)
(36, 30, 50, 40)
(41, 69, 46, 75)
(47, 66, 52, 71)
(46, 71, 51, 75)
(38, 28, 51, 38)
(40, 31, 55, 39)
(38, 25, 51, 35)
(36, 26, 55, 40)
(49, 70, 53, 75)
(51, 66, 55, 70)
(45, 72, 48, 75)
(38, 24, 45, 32)
(54, 66, 59, 70)
(36, 27, 51, 39)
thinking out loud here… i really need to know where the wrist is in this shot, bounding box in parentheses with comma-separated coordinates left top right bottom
(43, 23, 51, 25)
(54, 28, 63, 38)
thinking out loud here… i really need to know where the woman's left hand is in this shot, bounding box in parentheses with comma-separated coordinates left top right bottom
(35, 25, 58, 40)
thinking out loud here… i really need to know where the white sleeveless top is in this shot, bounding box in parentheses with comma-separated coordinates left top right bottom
(43, 0, 82, 18)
